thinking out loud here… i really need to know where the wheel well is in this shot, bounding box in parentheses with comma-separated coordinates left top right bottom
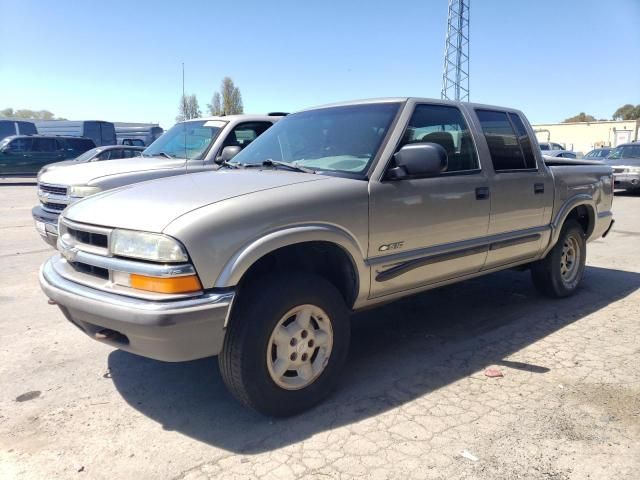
(237, 241, 359, 308)
(565, 205, 593, 236)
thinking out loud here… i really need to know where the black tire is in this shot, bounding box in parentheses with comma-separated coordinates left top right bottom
(219, 272, 350, 417)
(531, 219, 586, 298)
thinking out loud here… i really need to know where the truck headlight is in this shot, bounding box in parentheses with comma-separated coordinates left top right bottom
(69, 185, 101, 198)
(626, 167, 640, 174)
(111, 229, 189, 262)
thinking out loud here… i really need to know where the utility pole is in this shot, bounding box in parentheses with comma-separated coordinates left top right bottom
(441, 0, 470, 102)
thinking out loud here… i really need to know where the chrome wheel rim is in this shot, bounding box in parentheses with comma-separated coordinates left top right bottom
(560, 235, 581, 284)
(266, 304, 333, 390)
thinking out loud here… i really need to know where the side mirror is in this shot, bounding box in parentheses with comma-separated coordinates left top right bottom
(215, 145, 241, 164)
(386, 143, 448, 179)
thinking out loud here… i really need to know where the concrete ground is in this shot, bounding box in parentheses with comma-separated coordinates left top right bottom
(0, 180, 638, 480)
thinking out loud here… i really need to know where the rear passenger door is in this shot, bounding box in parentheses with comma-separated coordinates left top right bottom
(474, 110, 553, 269)
(30, 137, 62, 173)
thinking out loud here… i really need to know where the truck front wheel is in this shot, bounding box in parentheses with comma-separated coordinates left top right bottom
(531, 219, 586, 298)
(219, 272, 350, 417)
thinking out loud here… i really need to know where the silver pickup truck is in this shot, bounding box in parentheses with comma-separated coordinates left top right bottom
(39, 98, 614, 416)
(32, 115, 280, 246)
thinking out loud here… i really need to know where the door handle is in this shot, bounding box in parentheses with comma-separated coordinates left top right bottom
(475, 187, 490, 200)
(534, 183, 545, 194)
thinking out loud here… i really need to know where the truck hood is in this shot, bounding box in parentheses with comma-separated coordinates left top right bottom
(38, 156, 184, 186)
(64, 169, 328, 232)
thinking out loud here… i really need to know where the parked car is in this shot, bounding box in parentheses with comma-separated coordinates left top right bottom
(543, 150, 577, 159)
(32, 115, 280, 246)
(39, 97, 614, 416)
(0, 119, 37, 140)
(0, 135, 95, 176)
(34, 120, 116, 146)
(538, 142, 565, 151)
(38, 145, 145, 174)
(114, 123, 164, 147)
(584, 147, 612, 159)
(606, 142, 640, 192)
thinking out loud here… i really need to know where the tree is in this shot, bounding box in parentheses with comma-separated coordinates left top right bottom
(0, 107, 66, 120)
(176, 94, 201, 121)
(563, 112, 596, 123)
(612, 104, 640, 121)
(207, 92, 222, 116)
(207, 77, 244, 116)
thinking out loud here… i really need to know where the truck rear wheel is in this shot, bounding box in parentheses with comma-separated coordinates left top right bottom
(219, 272, 350, 417)
(531, 219, 586, 298)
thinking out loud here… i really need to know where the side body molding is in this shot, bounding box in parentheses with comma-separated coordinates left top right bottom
(214, 223, 370, 306)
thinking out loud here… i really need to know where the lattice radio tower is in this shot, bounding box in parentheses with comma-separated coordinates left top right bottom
(441, 0, 470, 101)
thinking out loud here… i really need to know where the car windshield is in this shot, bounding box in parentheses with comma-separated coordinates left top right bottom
(231, 103, 400, 175)
(607, 145, 640, 160)
(73, 147, 100, 161)
(143, 120, 224, 160)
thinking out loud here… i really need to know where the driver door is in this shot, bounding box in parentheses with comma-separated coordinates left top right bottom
(368, 103, 491, 298)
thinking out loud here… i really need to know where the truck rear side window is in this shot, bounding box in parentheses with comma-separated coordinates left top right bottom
(476, 109, 535, 172)
(508, 113, 537, 169)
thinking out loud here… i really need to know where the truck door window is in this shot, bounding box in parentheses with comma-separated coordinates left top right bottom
(476, 109, 534, 172)
(32, 138, 56, 152)
(397, 104, 479, 172)
(8, 138, 32, 152)
(223, 122, 273, 149)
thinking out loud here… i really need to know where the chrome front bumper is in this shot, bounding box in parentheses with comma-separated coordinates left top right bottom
(40, 256, 235, 362)
(613, 173, 640, 189)
(31, 205, 60, 247)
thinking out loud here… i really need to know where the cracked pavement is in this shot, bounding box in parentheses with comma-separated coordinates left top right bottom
(1, 182, 639, 479)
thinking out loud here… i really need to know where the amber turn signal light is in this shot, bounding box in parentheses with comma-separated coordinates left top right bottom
(129, 274, 202, 294)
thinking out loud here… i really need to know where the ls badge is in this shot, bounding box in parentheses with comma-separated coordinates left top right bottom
(379, 241, 404, 252)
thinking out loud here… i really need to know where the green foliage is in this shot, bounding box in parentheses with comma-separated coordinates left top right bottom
(176, 94, 201, 122)
(563, 112, 596, 123)
(612, 104, 640, 121)
(207, 77, 243, 116)
(1, 107, 66, 120)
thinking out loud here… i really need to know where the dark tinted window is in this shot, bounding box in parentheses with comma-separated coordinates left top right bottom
(16, 121, 37, 135)
(65, 138, 96, 153)
(7, 138, 32, 152)
(508, 113, 536, 169)
(398, 104, 479, 172)
(560, 152, 576, 159)
(0, 121, 15, 139)
(476, 109, 529, 171)
(223, 122, 273, 149)
(539, 144, 549, 150)
(32, 138, 57, 152)
(84, 122, 101, 145)
(101, 123, 116, 145)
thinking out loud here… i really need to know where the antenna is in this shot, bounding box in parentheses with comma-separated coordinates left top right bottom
(182, 62, 187, 159)
(441, 0, 470, 102)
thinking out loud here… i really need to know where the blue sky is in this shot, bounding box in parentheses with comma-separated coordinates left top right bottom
(1, 0, 638, 128)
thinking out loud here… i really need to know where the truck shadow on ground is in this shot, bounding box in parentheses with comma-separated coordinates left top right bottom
(108, 265, 640, 453)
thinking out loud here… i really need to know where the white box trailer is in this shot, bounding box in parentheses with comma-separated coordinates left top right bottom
(34, 120, 116, 146)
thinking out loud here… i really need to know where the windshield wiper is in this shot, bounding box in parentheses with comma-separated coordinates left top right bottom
(217, 160, 239, 169)
(143, 151, 173, 159)
(261, 159, 315, 174)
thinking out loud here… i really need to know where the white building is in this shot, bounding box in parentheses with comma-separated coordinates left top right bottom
(532, 120, 640, 154)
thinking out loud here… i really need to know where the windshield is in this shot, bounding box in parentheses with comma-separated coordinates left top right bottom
(73, 147, 100, 162)
(143, 120, 224, 160)
(607, 144, 640, 160)
(231, 103, 400, 175)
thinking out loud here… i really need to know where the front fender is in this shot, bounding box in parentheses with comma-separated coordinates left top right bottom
(214, 223, 370, 304)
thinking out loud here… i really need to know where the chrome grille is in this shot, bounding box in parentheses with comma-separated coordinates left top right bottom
(39, 183, 68, 196)
(66, 226, 108, 248)
(42, 202, 66, 212)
